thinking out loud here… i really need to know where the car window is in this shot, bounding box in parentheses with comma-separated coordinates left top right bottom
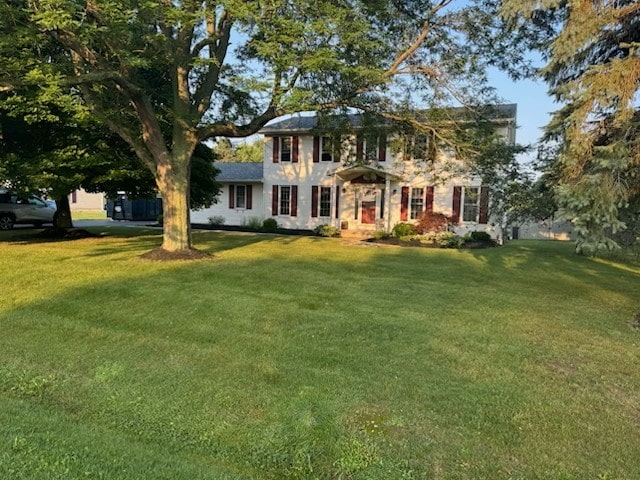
(28, 196, 46, 207)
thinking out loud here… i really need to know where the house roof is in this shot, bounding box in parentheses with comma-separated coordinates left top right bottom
(331, 166, 404, 182)
(260, 104, 517, 135)
(215, 162, 263, 182)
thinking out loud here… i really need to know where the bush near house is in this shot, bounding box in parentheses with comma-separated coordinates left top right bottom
(415, 211, 453, 234)
(208, 215, 225, 226)
(314, 224, 340, 237)
(391, 222, 418, 238)
(262, 218, 278, 232)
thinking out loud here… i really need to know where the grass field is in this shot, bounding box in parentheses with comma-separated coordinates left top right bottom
(0, 228, 639, 479)
(70, 210, 108, 221)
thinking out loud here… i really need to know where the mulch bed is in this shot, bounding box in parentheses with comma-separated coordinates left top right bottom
(37, 227, 102, 240)
(139, 247, 213, 261)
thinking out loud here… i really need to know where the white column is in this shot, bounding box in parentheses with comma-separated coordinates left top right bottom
(385, 176, 392, 232)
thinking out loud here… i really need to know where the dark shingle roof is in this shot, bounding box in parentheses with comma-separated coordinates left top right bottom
(259, 104, 517, 135)
(215, 162, 263, 182)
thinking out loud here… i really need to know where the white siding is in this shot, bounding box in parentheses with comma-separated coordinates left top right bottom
(191, 183, 264, 227)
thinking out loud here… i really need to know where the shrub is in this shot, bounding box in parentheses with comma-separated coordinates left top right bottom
(243, 216, 263, 230)
(314, 224, 340, 237)
(392, 222, 417, 238)
(434, 231, 463, 248)
(262, 218, 278, 232)
(415, 211, 452, 234)
(372, 229, 390, 240)
(468, 230, 492, 242)
(208, 215, 225, 226)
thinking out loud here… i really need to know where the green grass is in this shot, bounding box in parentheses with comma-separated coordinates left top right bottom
(0, 229, 639, 479)
(71, 210, 107, 220)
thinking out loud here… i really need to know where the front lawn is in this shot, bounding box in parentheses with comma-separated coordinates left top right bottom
(0, 229, 638, 479)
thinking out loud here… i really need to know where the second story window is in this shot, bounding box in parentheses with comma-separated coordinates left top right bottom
(321, 136, 334, 162)
(280, 137, 292, 162)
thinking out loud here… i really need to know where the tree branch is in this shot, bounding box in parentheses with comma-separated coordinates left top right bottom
(384, 0, 452, 78)
(193, 9, 233, 117)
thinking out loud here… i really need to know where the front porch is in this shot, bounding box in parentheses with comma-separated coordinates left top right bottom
(330, 165, 403, 233)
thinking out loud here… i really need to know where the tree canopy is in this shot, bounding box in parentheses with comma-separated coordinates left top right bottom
(213, 138, 263, 163)
(1, 0, 530, 255)
(501, 0, 640, 252)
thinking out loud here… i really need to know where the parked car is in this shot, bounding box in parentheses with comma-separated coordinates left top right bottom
(0, 190, 57, 230)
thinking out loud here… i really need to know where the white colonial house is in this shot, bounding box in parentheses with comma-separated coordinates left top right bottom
(192, 105, 517, 239)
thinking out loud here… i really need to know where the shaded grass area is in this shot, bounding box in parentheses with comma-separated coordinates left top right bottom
(0, 229, 639, 479)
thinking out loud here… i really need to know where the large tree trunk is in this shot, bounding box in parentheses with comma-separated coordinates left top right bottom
(156, 157, 192, 252)
(54, 194, 73, 229)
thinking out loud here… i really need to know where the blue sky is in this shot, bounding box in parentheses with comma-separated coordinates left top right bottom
(488, 67, 558, 151)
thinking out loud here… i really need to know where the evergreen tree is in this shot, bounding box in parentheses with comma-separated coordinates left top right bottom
(502, 0, 640, 252)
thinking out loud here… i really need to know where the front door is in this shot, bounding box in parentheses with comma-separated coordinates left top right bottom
(361, 201, 376, 224)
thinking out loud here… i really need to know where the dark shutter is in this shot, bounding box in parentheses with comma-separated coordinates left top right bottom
(378, 136, 387, 162)
(356, 135, 364, 162)
(335, 185, 340, 218)
(291, 185, 298, 217)
(292, 136, 299, 163)
(313, 136, 320, 163)
(380, 188, 385, 219)
(272, 185, 278, 216)
(452, 186, 462, 224)
(425, 186, 434, 212)
(400, 186, 409, 221)
(333, 138, 341, 162)
(479, 186, 489, 224)
(229, 185, 235, 209)
(272, 137, 279, 163)
(311, 186, 319, 217)
(246, 185, 253, 210)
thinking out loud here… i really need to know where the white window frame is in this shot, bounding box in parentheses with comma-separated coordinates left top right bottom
(321, 136, 334, 162)
(235, 185, 246, 209)
(280, 137, 292, 162)
(319, 186, 331, 217)
(279, 185, 291, 215)
(410, 187, 424, 220)
(462, 187, 480, 222)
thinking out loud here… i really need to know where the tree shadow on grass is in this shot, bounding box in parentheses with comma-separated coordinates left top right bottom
(1, 237, 639, 478)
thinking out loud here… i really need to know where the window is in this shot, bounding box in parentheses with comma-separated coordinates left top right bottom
(235, 185, 246, 209)
(319, 187, 331, 217)
(230, 185, 252, 210)
(279, 186, 291, 215)
(28, 196, 46, 207)
(410, 188, 424, 220)
(462, 187, 480, 222)
(321, 137, 334, 162)
(403, 134, 430, 160)
(280, 137, 292, 162)
(365, 134, 378, 161)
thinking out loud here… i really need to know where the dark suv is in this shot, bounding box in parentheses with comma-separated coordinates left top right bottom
(0, 190, 57, 230)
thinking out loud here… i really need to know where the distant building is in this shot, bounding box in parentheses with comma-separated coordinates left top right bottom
(69, 189, 105, 212)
